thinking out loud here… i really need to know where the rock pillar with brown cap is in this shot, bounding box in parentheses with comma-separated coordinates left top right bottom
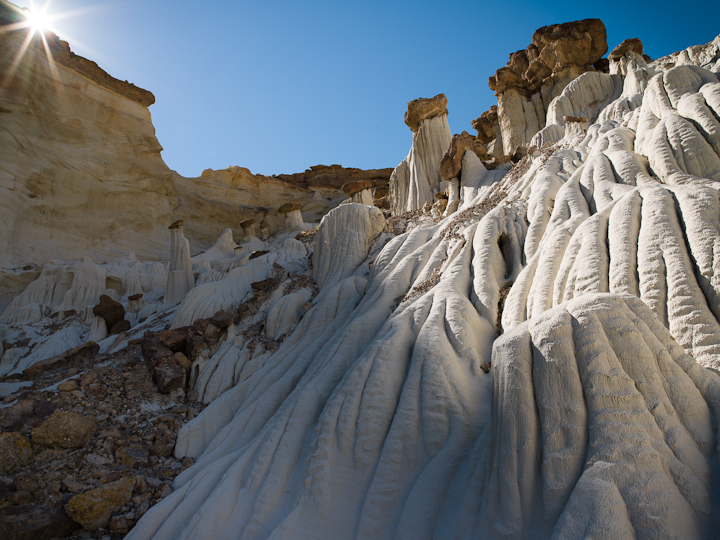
(342, 180, 374, 206)
(389, 94, 452, 214)
(240, 218, 257, 242)
(278, 203, 304, 234)
(165, 220, 194, 306)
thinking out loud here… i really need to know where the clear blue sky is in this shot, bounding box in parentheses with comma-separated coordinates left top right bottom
(9, 0, 720, 177)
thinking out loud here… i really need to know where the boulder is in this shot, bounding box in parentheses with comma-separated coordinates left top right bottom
(110, 319, 131, 335)
(65, 477, 134, 531)
(278, 202, 302, 214)
(32, 411, 97, 448)
(471, 106, 499, 145)
(0, 505, 79, 540)
(608, 37, 643, 60)
(140, 336, 174, 370)
(210, 311, 233, 328)
(158, 327, 191, 351)
(153, 363, 185, 394)
(92, 295, 125, 330)
(404, 94, 448, 133)
(440, 131, 489, 181)
(0, 433, 32, 474)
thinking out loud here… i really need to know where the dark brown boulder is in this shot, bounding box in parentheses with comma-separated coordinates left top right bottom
(92, 295, 125, 330)
(154, 363, 185, 394)
(341, 180, 374, 197)
(211, 311, 234, 329)
(404, 94, 448, 133)
(168, 220, 184, 229)
(440, 132, 489, 181)
(608, 38, 643, 61)
(278, 202, 302, 214)
(158, 327, 191, 351)
(140, 336, 173, 371)
(471, 106, 498, 144)
(110, 320, 131, 335)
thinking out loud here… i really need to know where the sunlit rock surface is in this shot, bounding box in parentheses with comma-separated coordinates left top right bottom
(3, 6, 720, 539)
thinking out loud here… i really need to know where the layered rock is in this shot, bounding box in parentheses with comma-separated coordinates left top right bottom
(389, 94, 452, 213)
(0, 14, 175, 267)
(483, 19, 608, 155)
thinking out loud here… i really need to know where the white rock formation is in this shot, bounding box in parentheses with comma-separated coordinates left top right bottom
(312, 203, 386, 289)
(165, 226, 195, 306)
(390, 114, 452, 213)
(119, 31, 720, 540)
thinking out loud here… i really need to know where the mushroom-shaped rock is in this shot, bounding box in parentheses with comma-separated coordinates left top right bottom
(92, 295, 125, 330)
(440, 131, 489, 181)
(471, 106, 499, 145)
(239, 218, 256, 242)
(608, 37, 643, 61)
(259, 219, 270, 240)
(484, 19, 608, 155)
(390, 95, 452, 213)
(166, 223, 194, 306)
(278, 203, 304, 233)
(404, 94, 448, 133)
(313, 203, 386, 290)
(341, 179, 375, 206)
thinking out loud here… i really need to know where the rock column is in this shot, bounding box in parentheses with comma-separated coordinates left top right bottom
(165, 221, 194, 306)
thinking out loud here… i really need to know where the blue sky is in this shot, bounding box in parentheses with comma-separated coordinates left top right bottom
(9, 0, 720, 177)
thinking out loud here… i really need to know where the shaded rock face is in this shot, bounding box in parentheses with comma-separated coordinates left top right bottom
(482, 18, 608, 155)
(0, 2, 386, 266)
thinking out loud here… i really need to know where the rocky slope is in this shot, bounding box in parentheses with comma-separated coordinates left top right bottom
(3, 4, 720, 539)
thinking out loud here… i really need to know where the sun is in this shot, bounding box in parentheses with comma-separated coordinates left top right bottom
(24, 7, 52, 35)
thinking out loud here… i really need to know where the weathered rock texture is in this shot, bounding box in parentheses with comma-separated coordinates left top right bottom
(482, 19, 608, 156)
(120, 29, 720, 540)
(390, 95, 452, 213)
(0, 15, 175, 267)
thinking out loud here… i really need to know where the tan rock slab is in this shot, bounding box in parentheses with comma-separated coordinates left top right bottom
(32, 411, 97, 449)
(65, 477, 134, 531)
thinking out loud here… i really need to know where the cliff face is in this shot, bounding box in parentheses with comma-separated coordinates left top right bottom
(0, 3, 356, 266)
(0, 22, 176, 267)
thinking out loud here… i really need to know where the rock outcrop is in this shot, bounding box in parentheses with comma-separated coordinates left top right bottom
(482, 18, 608, 156)
(389, 94, 452, 213)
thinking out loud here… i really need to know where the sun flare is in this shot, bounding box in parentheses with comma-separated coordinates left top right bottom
(24, 7, 52, 34)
